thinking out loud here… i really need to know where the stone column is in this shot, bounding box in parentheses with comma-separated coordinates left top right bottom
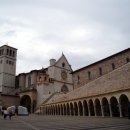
(94, 104, 97, 117)
(118, 103, 123, 117)
(101, 105, 104, 117)
(83, 105, 85, 116)
(109, 103, 112, 117)
(88, 104, 91, 116)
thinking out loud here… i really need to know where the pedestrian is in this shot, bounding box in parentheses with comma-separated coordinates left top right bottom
(3, 109, 8, 119)
(8, 110, 12, 120)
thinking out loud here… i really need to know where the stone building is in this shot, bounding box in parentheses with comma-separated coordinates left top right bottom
(40, 48, 130, 118)
(17, 54, 73, 113)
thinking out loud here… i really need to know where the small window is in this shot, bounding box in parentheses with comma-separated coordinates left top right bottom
(77, 75, 80, 84)
(112, 63, 115, 70)
(9, 61, 11, 64)
(62, 62, 65, 67)
(88, 71, 91, 80)
(99, 67, 102, 76)
(126, 58, 130, 63)
(9, 50, 12, 56)
(0, 50, 1, 56)
(6, 60, 8, 64)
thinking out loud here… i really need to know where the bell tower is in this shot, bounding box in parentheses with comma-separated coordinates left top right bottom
(0, 45, 17, 94)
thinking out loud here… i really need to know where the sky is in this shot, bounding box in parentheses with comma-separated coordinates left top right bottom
(0, 0, 130, 75)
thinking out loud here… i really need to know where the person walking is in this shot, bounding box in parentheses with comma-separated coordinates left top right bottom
(8, 110, 12, 120)
(3, 109, 8, 119)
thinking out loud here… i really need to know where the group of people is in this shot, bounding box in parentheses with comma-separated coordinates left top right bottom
(1, 109, 13, 120)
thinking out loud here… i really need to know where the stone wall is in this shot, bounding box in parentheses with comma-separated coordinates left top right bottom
(73, 49, 130, 89)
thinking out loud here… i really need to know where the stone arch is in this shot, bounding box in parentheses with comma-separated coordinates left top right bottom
(95, 98, 102, 116)
(89, 99, 95, 116)
(20, 95, 31, 113)
(63, 104, 66, 115)
(102, 97, 110, 116)
(74, 102, 78, 116)
(110, 96, 120, 117)
(78, 101, 83, 116)
(60, 104, 63, 115)
(66, 103, 70, 115)
(70, 103, 74, 116)
(119, 94, 129, 117)
(83, 100, 89, 116)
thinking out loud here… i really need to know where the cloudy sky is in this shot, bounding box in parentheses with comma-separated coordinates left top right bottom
(0, 0, 130, 74)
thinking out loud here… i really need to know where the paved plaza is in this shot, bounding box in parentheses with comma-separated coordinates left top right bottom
(0, 114, 130, 130)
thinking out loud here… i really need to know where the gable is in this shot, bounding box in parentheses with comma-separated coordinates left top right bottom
(54, 54, 72, 71)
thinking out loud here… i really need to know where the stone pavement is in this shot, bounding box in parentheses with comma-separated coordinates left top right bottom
(0, 115, 130, 130)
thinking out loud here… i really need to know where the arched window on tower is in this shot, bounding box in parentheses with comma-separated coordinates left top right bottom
(61, 85, 68, 93)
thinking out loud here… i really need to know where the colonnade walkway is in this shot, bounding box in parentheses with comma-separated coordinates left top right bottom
(0, 114, 130, 130)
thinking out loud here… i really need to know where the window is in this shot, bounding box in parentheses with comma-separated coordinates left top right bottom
(77, 75, 80, 84)
(0, 50, 1, 56)
(6, 60, 8, 64)
(99, 67, 102, 76)
(9, 50, 12, 56)
(62, 62, 65, 67)
(112, 63, 115, 70)
(88, 71, 91, 80)
(126, 58, 130, 63)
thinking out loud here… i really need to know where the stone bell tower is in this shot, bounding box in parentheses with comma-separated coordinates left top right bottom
(0, 45, 17, 94)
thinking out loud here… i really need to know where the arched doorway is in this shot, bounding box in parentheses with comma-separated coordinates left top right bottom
(70, 103, 74, 116)
(20, 95, 31, 113)
(110, 96, 120, 117)
(83, 100, 88, 116)
(102, 97, 110, 116)
(95, 99, 102, 116)
(119, 94, 129, 117)
(78, 101, 83, 116)
(89, 100, 95, 116)
(74, 102, 78, 116)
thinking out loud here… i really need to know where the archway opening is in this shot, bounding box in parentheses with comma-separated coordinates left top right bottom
(102, 97, 110, 116)
(110, 96, 120, 117)
(20, 95, 31, 113)
(89, 100, 95, 116)
(74, 102, 78, 116)
(61, 105, 63, 115)
(78, 101, 83, 116)
(58, 105, 60, 115)
(95, 99, 102, 116)
(63, 104, 66, 115)
(83, 100, 88, 116)
(70, 103, 74, 116)
(67, 103, 70, 115)
(119, 94, 129, 117)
